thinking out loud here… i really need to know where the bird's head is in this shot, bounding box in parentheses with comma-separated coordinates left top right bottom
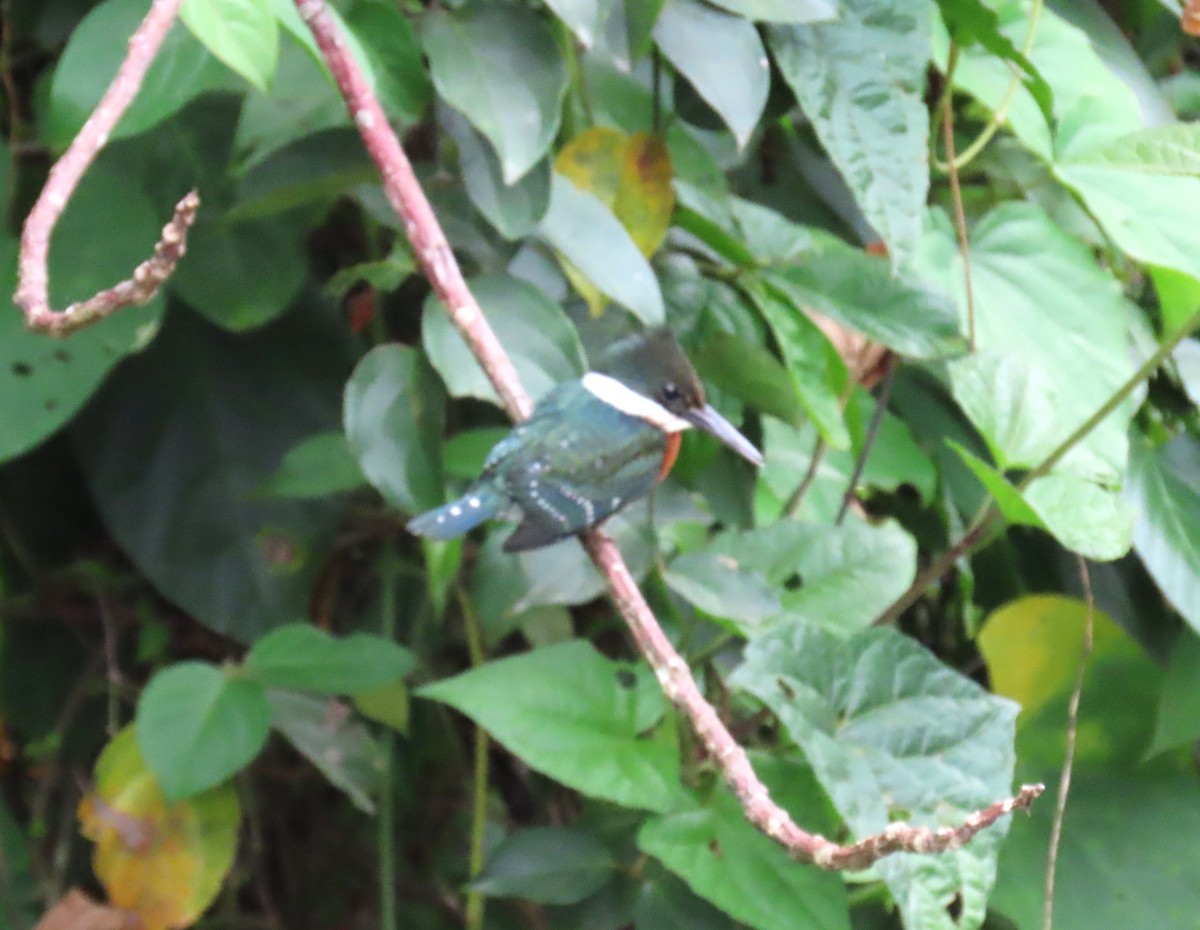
(586, 327, 763, 467)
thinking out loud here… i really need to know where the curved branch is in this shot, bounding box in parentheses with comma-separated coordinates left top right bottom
(14, 0, 198, 337)
(296, 0, 1041, 870)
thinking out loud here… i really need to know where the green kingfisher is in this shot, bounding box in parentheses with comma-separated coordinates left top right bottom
(408, 327, 763, 552)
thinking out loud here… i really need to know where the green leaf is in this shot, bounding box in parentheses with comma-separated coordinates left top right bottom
(759, 412, 937, 521)
(763, 239, 963, 360)
(689, 328, 805, 427)
(233, 38, 349, 172)
(442, 105, 550, 240)
(935, 0, 1054, 123)
(344, 1, 433, 123)
(170, 214, 306, 330)
(952, 443, 1133, 562)
(916, 204, 1136, 481)
(1063, 122, 1200, 176)
(704, 0, 835, 22)
(707, 520, 917, 633)
(949, 442, 1042, 528)
(731, 624, 1019, 930)
(1, 161, 166, 463)
(768, 0, 931, 267)
(1149, 631, 1200, 757)
(48, 0, 237, 148)
(259, 432, 367, 499)
(979, 596, 1195, 928)
(1056, 137, 1200, 283)
(72, 306, 354, 640)
(136, 661, 271, 800)
(940, 2, 1142, 162)
(1127, 434, 1200, 635)
(180, 0, 278, 91)
(423, 274, 585, 406)
(245, 624, 415, 694)
(419, 641, 683, 812)
(474, 827, 613, 904)
(422, 6, 568, 183)
(948, 350, 1061, 470)
(653, 0, 769, 149)
(539, 174, 665, 324)
(663, 551, 781, 631)
(993, 773, 1200, 930)
(638, 773, 849, 930)
(266, 690, 386, 813)
(740, 278, 848, 448)
(543, 0, 620, 47)
(978, 595, 1157, 761)
(1021, 474, 1132, 562)
(633, 866, 734, 930)
(0, 797, 38, 930)
(343, 343, 445, 513)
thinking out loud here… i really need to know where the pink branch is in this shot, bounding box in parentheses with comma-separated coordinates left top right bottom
(14, 0, 198, 337)
(297, 0, 1042, 870)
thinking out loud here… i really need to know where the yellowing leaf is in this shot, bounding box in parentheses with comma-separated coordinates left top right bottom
(78, 727, 239, 930)
(555, 126, 626, 204)
(555, 128, 675, 258)
(616, 135, 675, 256)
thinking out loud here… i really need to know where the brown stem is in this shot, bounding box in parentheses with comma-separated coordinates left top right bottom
(297, 0, 1041, 870)
(14, 0, 199, 336)
(295, 0, 530, 421)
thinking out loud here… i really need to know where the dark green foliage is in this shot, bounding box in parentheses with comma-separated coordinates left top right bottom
(2, 0, 1200, 928)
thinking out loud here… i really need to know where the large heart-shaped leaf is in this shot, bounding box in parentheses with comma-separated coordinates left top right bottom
(420, 641, 682, 812)
(731, 624, 1019, 930)
(72, 305, 355, 640)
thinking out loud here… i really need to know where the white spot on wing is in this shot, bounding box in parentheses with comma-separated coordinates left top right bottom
(450, 505, 462, 517)
(468, 496, 481, 508)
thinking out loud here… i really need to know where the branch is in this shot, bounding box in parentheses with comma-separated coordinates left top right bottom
(297, 0, 1041, 870)
(14, 0, 198, 337)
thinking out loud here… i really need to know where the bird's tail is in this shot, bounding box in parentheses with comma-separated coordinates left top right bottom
(407, 487, 504, 541)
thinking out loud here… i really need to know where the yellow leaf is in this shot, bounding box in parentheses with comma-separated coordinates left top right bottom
(555, 127, 675, 259)
(978, 594, 1165, 769)
(615, 134, 675, 256)
(555, 127, 626, 207)
(78, 727, 239, 930)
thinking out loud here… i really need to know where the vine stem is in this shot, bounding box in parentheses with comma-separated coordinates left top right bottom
(378, 548, 400, 930)
(14, 0, 199, 336)
(932, 0, 1046, 172)
(877, 305, 1200, 625)
(1044, 558, 1093, 930)
(458, 588, 489, 930)
(298, 0, 1041, 870)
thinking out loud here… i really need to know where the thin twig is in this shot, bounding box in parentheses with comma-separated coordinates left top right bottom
(836, 357, 897, 525)
(378, 548, 400, 930)
(298, 0, 1042, 870)
(1043, 558, 1093, 930)
(784, 436, 827, 518)
(931, 0, 1046, 172)
(458, 588, 489, 930)
(940, 97, 976, 351)
(14, 0, 199, 336)
(876, 299, 1200, 627)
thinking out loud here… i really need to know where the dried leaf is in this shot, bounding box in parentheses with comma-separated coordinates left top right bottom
(78, 727, 239, 930)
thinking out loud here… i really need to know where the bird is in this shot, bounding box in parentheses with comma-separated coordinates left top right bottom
(408, 327, 763, 552)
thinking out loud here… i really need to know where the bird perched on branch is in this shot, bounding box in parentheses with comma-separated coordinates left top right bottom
(408, 327, 763, 552)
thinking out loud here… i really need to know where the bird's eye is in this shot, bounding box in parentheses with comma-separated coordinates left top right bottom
(662, 382, 681, 402)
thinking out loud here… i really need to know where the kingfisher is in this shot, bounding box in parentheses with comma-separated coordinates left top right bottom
(408, 327, 763, 552)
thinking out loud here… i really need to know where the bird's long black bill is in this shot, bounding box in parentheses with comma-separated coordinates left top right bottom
(684, 404, 763, 467)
